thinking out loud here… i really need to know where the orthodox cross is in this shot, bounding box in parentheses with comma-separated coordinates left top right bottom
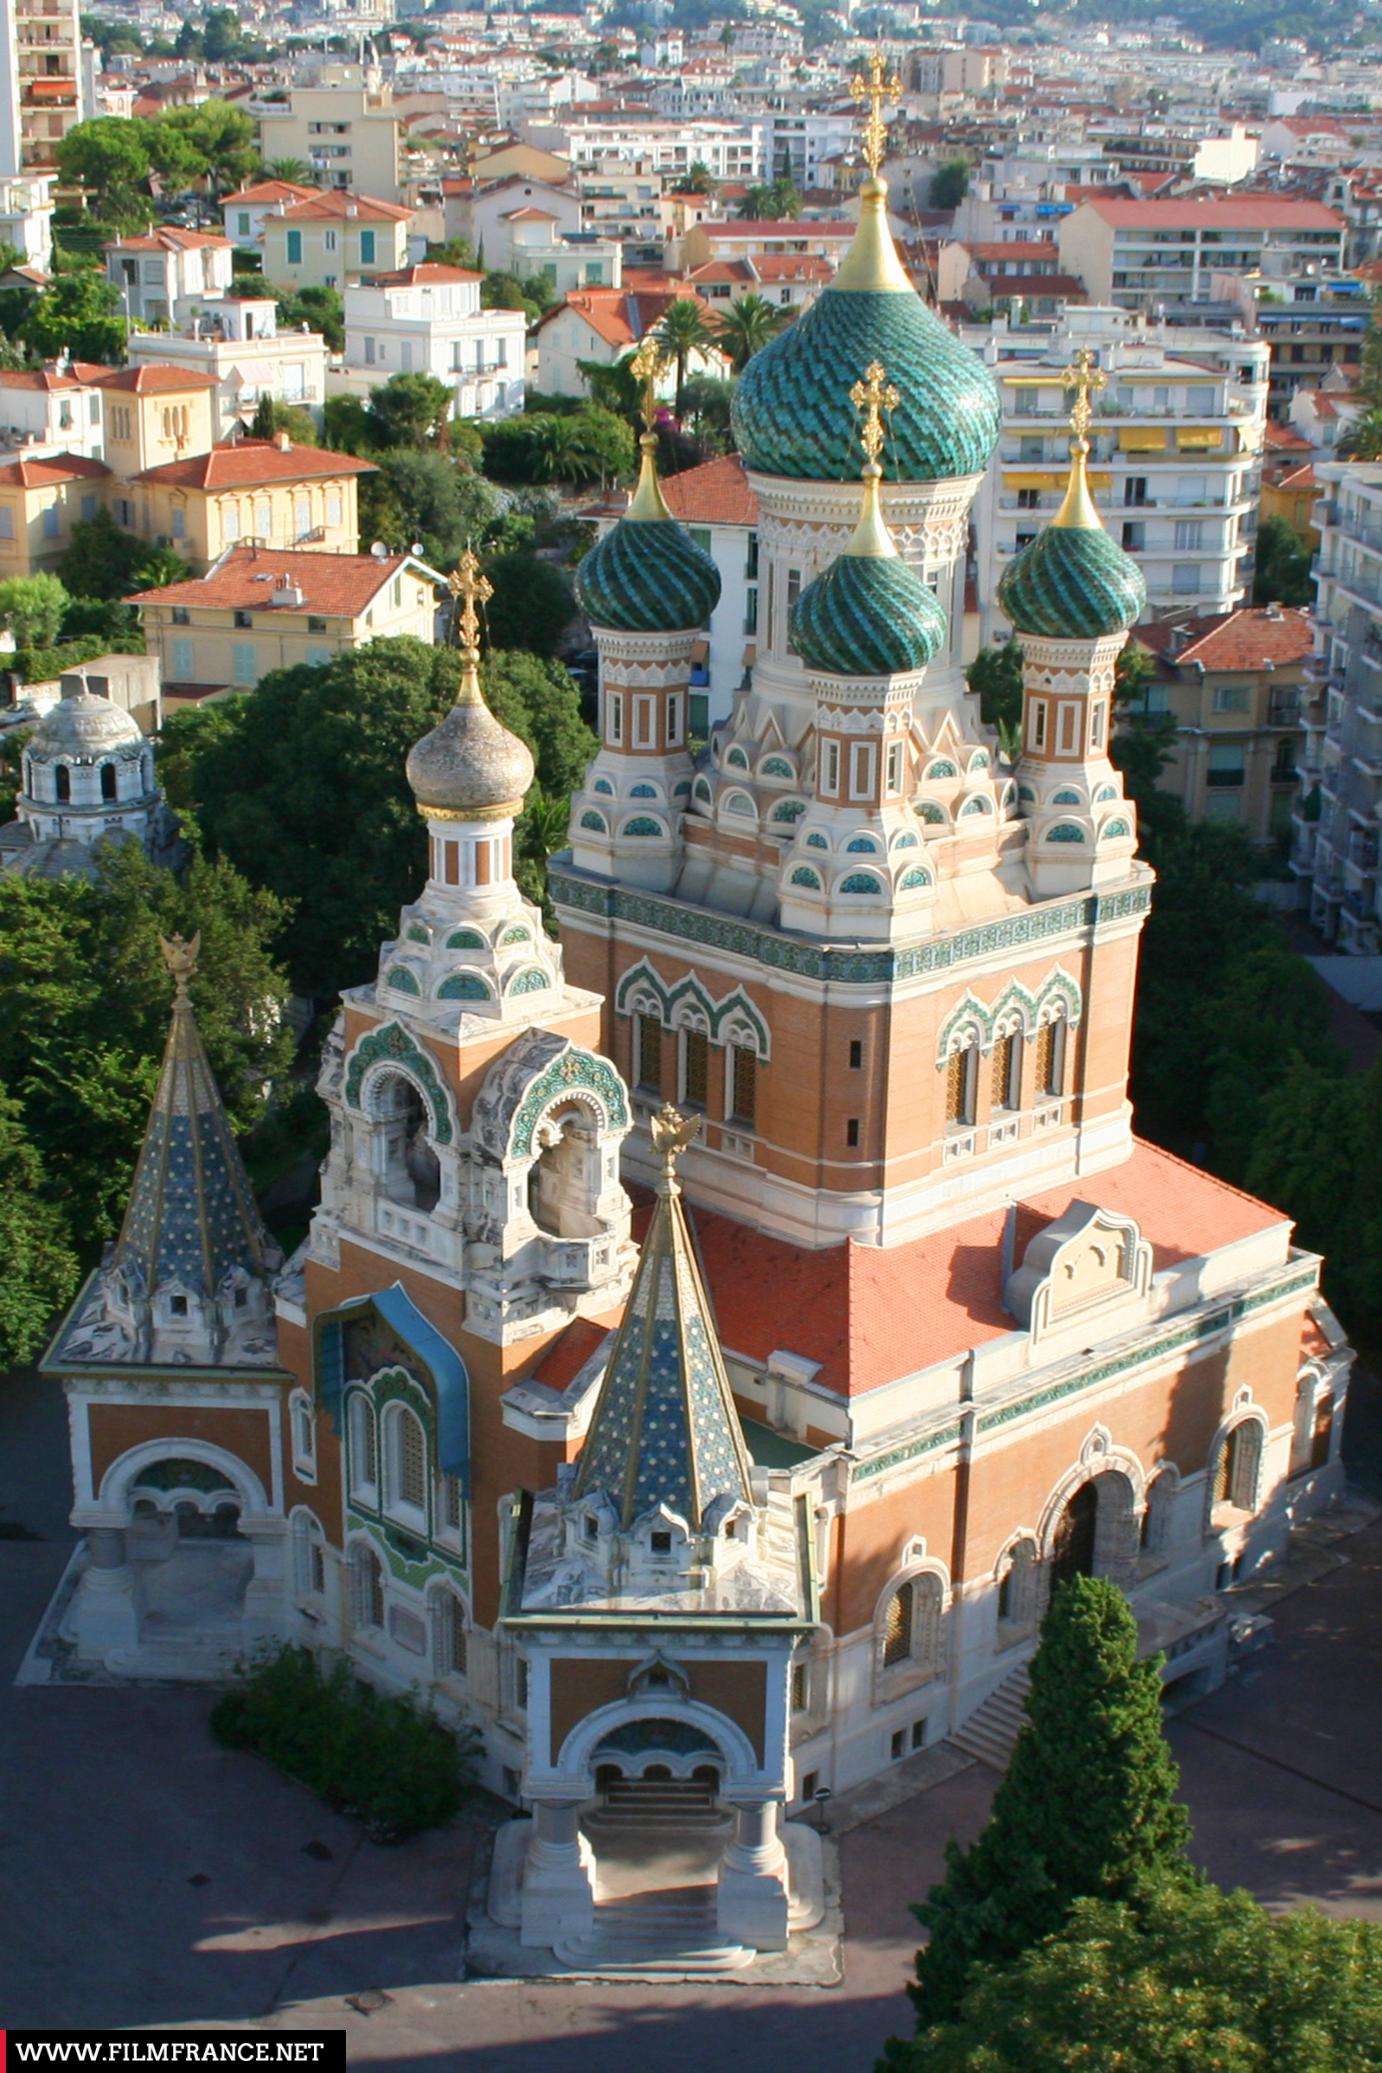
(448, 548, 493, 657)
(1060, 346, 1107, 447)
(629, 334, 664, 435)
(851, 48, 901, 177)
(850, 358, 899, 473)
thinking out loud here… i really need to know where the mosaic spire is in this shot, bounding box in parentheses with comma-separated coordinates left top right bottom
(113, 935, 275, 1300)
(573, 1104, 754, 1530)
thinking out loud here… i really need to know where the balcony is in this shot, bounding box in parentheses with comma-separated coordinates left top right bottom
(1268, 696, 1303, 728)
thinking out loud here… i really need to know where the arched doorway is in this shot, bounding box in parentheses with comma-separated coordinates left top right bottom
(529, 1106, 602, 1238)
(376, 1072, 440, 1212)
(1051, 1479, 1098, 1585)
(587, 1719, 726, 1827)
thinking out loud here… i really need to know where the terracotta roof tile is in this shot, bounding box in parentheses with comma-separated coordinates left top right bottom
(126, 544, 425, 615)
(0, 451, 111, 487)
(276, 191, 413, 224)
(1083, 197, 1344, 229)
(223, 179, 317, 206)
(1137, 605, 1313, 671)
(696, 218, 854, 239)
(95, 363, 221, 393)
(133, 438, 377, 490)
(660, 454, 758, 527)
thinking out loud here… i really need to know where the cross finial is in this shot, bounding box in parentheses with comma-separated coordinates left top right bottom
(649, 1101, 701, 1193)
(1059, 346, 1106, 450)
(629, 335, 664, 435)
(849, 358, 899, 477)
(851, 47, 901, 178)
(447, 547, 493, 658)
(160, 930, 200, 1000)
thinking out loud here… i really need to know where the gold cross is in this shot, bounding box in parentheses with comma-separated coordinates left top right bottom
(851, 47, 901, 178)
(448, 548, 493, 656)
(629, 335, 664, 435)
(1059, 346, 1107, 447)
(849, 359, 899, 472)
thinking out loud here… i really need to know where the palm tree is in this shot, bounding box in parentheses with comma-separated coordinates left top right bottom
(737, 183, 775, 221)
(654, 298, 718, 413)
(267, 158, 310, 185)
(766, 176, 802, 219)
(528, 414, 603, 487)
(1340, 410, 1382, 462)
(715, 292, 788, 372)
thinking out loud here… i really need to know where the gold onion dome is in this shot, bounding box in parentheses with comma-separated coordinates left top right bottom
(790, 361, 948, 677)
(731, 58, 1000, 484)
(998, 350, 1147, 641)
(406, 553, 535, 818)
(576, 341, 722, 633)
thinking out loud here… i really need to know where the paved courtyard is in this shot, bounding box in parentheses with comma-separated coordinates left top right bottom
(2, 1366, 1380, 2070)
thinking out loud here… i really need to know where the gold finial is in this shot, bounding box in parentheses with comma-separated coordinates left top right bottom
(448, 548, 493, 661)
(851, 47, 901, 179)
(1051, 346, 1108, 532)
(650, 1101, 701, 1193)
(845, 360, 900, 559)
(625, 337, 673, 522)
(160, 930, 200, 999)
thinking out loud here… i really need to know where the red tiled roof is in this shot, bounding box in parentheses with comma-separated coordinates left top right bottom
(126, 544, 422, 614)
(223, 179, 317, 206)
(687, 1137, 1287, 1399)
(964, 238, 1060, 262)
(1264, 420, 1312, 452)
(1083, 197, 1344, 229)
(697, 218, 854, 239)
(95, 364, 220, 393)
(368, 263, 484, 285)
(0, 368, 87, 391)
(660, 454, 758, 527)
(0, 451, 110, 487)
(106, 227, 233, 254)
(276, 191, 413, 224)
(1138, 605, 1313, 671)
(134, 439, 377, 489)
(532, 1315, 612, 1391)
(1273, 461, 1317, 492)
(984, 273, 1087, 298)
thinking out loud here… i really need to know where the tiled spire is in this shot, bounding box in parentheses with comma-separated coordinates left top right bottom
(113, 933, 275, 1300)
(573, 1104, 754, 1529)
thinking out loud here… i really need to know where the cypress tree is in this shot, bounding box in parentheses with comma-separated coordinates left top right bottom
(908, 1574, 1196, 2027)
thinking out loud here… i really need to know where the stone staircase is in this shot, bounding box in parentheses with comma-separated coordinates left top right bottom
(585, 1779, 730, 1835)
(554, 1885, 754, 1977)
(949, 1663, 1032, 1770)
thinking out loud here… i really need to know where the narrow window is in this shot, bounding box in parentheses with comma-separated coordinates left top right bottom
(945, 1045, 975, 1125)
(846, 1116, 860, 1147)
(100, 762, 117, 801)
(822, 740, 840, 796)
(1091, 701, 1106, 750)
(1036, 1019, 1064, 1097)
(886, 740, 904, 794)
(683, 1027, 708, 1108)
(55, 765, 70, 803)
(666, 692, 683, 746)
(790, 1661, 808, 1713)
(883, 1579, 914, 1667)
(851, 741, 875, 800)
(608, 691, 623, 746)
(633, 695, 654, 746)
(1031, 700, 1047, 751)
(849, 1039, 863, 1070)
(730, 1044, 756, 1126)
(992, 1031, 1018, 1111)
(637, 1012, 663, 1091)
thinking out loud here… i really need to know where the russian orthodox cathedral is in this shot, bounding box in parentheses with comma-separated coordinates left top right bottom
(38, 78, 1352, 1965)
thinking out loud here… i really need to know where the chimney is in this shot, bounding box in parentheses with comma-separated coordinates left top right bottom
(276, 429, 292, 451)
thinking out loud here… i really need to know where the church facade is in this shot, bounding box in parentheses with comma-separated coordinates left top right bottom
(40, 97, 1351, 1964)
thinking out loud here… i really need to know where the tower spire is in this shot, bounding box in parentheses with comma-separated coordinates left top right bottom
(573, 1103, 754, 1530)
(1051, 346, 1108, 533)
(625, 334, 673, 523)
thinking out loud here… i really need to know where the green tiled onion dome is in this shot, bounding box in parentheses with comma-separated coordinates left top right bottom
(576, 436, 722, 633)
(998, 450, 1147, 640)
(730, 182, 1001, 484)
(791, 473, 947, 676)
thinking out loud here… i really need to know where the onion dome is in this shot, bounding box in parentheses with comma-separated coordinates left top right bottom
(730, 178, 1001, 484)
(406, 552, 535, 820)
(998, 436, 1147, 642)
(576, 431, 722, 633)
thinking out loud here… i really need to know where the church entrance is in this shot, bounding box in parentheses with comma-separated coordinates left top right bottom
(1051, 1478, 1098, 1584)
(587, 1722, 726, 1830)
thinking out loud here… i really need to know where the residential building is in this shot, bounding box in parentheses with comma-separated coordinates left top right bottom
(126, 296, 330, 441)
(1289, 372, 1365, 456)
(126, 437, 376, 573)
(334, 265, 525, 420)
(256, 86, 406, 203)
(1058, 198, 1347, 309)
(262, 192, 413, 293)
(680, 218, 855, 275)
(685, 252, 832, 315)
(92, 363, 219, 482)
(1293, 460, 1382, 952)
(220, 177, 319, 254)
(1261, 457, 1319, 548)
(11, 0, 83, 171)
(0, 170, 52, 269)
(130, 545, 440, 704)
(556, 115, 763, 185)
(1252, 283, 1369, 420)
(0, 363, 103, 461)
(534, 286, 727, 400)
(104, 228, 234, 329)
(0, 450, 109, 574)
(971, 307, 1269, 639)
(1131, 606, 1310, 844)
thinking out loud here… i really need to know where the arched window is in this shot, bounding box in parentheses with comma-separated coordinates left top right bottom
(289, 1389, 316, 1479)
(728, 1043, 756, 1128)
(1310, 1391, 1334, 1471)
(882, 1579, 913, 1667)
(636, 1011, 663, 1092)
(55, 764, 70, 803)
(996, 1537, 1039, 1641)
(431, 1587, 468, 1680)
(1212, 1419, 1264, 1516)
(1140, 1468, 1177, 1562)
(1035, 1015, 1066, 1098)
(349, 1543, 384, 1632)
(292, 1510, 326, 1597)
(100, 761, 117, 802)
(374, 1072, 440, 1212)
(435, 1471, 465, 1555)
(879, 1572, 944, 1679)
(347, 1392, 378, 1504)
(384, 1402, 428, 1523)
(991, 1030, 1019, 1112)
(945, 1040, 977, 1128)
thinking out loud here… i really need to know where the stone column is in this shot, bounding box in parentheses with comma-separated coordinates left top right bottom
(68, 1525, 141, 1656)
(716, 1798, 790, 1950)
(520, 1799, 597, 1949)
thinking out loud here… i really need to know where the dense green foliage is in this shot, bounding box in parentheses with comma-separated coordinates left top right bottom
(0, 844, 291, 1256)
(20, 270, 124, 365)
(267, 283, 344, 352)
(367, 372, 455, 452)
(357, 451, 495, 568)
(483, 551, 575, 658)
(929, 159, 971, 210)
(59, 511, 186, 603)
(1253, 515, 1314, 607)
(0, 574, 68, 650)
(56, 101, 258, 225)
(211, 1644, 477, 1841)
(165, 638, 593, 995)
(889, 1882, 1382, 2073)
(480, 407, 634, 488)
(907, 1578, 1195, 2027)
(714, 293, 788, 372)
(0, 1086, 80, 1368)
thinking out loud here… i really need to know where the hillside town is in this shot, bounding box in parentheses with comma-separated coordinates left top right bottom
(0, 0, 1380, 2061)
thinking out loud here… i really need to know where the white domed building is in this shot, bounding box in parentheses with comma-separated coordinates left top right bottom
(0, 673, 175, 880)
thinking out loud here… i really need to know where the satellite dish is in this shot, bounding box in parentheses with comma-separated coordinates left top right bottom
(370, 540, 388, 558)
(411, 542, 424, 556)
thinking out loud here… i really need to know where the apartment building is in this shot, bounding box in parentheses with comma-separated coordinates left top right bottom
(1059, 198, 1347, 309)
(127, 438, 376, 574)
(971, 307, 1269, 641)
(261, 191, 412, 291)
(104, 228, 234, 328)
(10, 0, 83, 169)
(126, 295, 330, 439)
(220, 177, 318, 254)
(557, 116, 763, 185)
(1293, 460, 1382, 954)
(335, 265, 525, 419)
(256, 86, 405, 203)
(0, 364, 102, 461)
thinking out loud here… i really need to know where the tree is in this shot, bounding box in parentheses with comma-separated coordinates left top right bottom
(966, 638, 1023, 745)
(0, 1084, 80, 1369)
(888, 1883, 1382, 2073)
(0, 574, 68, 649)
(249, 397, 317, 447)
(714, 292, 787, 372)
(159, 100, 260, 198)
(481, 409, 633, 489)
(269, 283, 343, 351)
(267, 158, 310, 184)
(909, 1576, 1195, 2027)
(482, 647, 595, 798)
(655, 298, 719, 412)
(322, 395, 377, 457)
(1340, 410, 1382, 462)
(21, 270, 125, 365)
(1253, 515, 1314, 607)
(367, 371, 454, 451)
(357, 449, 495, 568)
(678, 374, 735, 441)
(683, 160, 718, 195)
(54, 118, 152, 225)
(929, 158, 971, 210)
(578, 354, 641, 418)
(59, 511, 184, 601)
(483, 552, 574, 659)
